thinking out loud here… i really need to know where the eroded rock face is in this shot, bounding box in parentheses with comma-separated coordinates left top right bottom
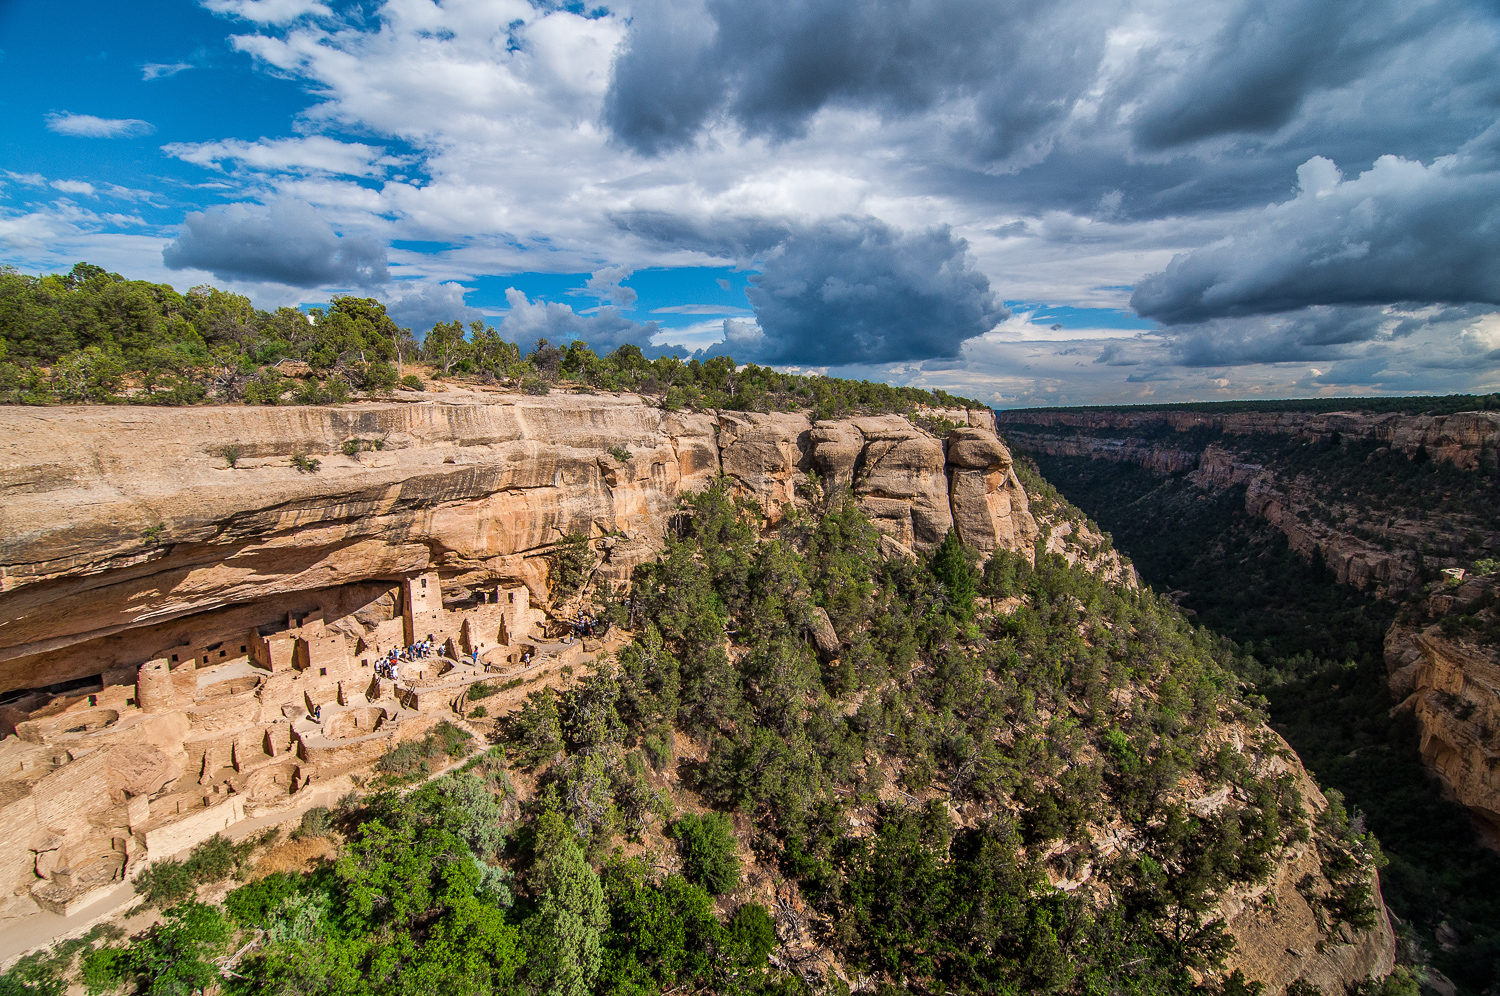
(1385, 579, 1500, 845)
(0, 394, 1396, 992)
(946, 426, 1039, 555)
(0, 395, 1023, 694)
(996, 408, 1500, 594)
(1221, 735, 1397, 993)
(996, 408, 1500, 470)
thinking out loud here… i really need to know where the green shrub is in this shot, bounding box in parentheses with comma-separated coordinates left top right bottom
(376, 723, 473, 781)
(295, 806, 334, 839)
(469, 681, 499, 699)
(224, 871, 300, 927)
(81, 901, 229, 996)
(469, 705, 488, 719)
(290, 451, 321, 473)
(294, 380, 326, 405)
(669, 812, 741, 895)
(401, 373, 424, 391)
(214, 442, 243, 468)
(377, 740, 429, 777)
(549, 532, 593, 602)
(505, 688, 563, 767)
(0, 969, 66, 996)
(726, 902, 777, 965)
(643, 729, 673, 771)
(0, 925, 118, 996)
(182, 833, 252, 883)
(433, 720, 474, 757)
(133, 858, 195, 907)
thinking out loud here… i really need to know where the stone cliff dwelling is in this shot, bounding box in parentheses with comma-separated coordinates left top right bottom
(0, 570, 586, 917)
(0, 395, 1036, 921)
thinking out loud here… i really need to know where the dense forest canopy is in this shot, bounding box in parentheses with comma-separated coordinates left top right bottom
(0, 262, 983, 418)
(1, 479, 1410, 996)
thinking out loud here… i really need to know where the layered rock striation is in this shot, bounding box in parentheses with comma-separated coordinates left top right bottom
(0, 393, 1402, 992)
(997, 408, 1500, 594)
(0, 395, 1024, 695)
(1385, 577, 1500, 844)
(0, 393, 1029, 913)
(996, 408, 1500, 471)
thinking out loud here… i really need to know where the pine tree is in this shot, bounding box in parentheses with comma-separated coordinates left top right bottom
(930, 528, 979, 624)
(524, 812, 606, 996)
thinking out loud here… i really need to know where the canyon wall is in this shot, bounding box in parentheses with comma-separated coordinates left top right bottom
(996, 407, 1500, 594)
(0, 393, 1020, 696)
(996, 408, 1500, 471)
(0, 392, 1029, 917)
(1385, 577, 1500, 846)
(999, 404, 1500, 877)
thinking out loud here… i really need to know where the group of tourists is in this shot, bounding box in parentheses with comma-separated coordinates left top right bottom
(377, 639, 437, 680)
(570, 613, 605, 640)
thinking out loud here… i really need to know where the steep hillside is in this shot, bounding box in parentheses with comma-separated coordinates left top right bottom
(0, 395, 1401, 996)
(1000, 405, 1500, 994)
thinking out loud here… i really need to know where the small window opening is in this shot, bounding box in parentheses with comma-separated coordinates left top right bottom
(170, 654, 178, 662)
(219, 650, 226, 658)
(319, 667, 327, 676)
(240, 645, 247, 654)
(421, 578, 427, 588)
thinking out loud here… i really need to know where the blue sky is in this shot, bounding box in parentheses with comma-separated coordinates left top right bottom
(2, 0, 1499, 406)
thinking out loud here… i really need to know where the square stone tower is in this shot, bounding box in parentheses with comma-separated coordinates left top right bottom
(403, 572, 445, 645)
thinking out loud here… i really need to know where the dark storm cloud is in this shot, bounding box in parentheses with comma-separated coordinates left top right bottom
(1131, 154, 1500, 325)
(603, 0, 1108, 158)
(1128, 0, 1443, 149)
(162, 199, 387, 288)
(1164, 306, 1393, 366)
(606, 209, 792, 261)
(613, 211, 1005, 365)
(604, 0, 1500, 384)
(735, 217, 1007, 365)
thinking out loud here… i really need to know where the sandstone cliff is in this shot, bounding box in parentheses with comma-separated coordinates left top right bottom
(0, 394, 1024, 696)
(996, 408, 1500, 471)
(1219, 732, 1396, 994)
(1385, 576, 1500, 846)
(0, 393, 1028, 918)
(0, 393, 1401, 993)
(996, 408, 1500, 594)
